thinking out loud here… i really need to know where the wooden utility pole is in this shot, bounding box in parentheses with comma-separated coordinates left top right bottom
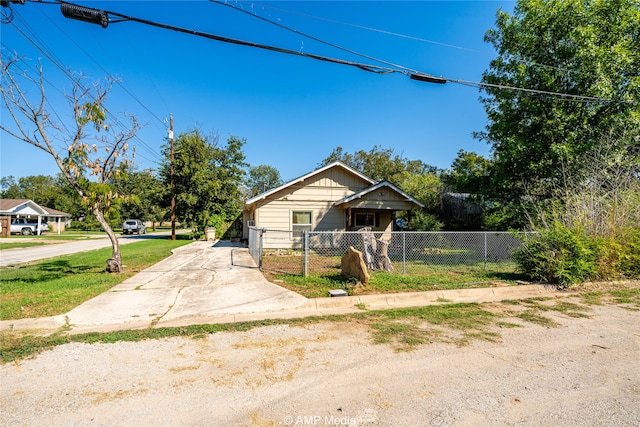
(170, 114, 176, 241)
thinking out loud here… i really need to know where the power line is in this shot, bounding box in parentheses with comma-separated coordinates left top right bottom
(229, 1, 492, 56)
(230, 1, 599, 84)
(211, 0, 418, 75)
(30, 6, 165, 160)
(7, 0, 630, 111)
(38, 5, 167, 127)
(3, 19, 162, 169)
(87, 1, 627, 104)
(57, 0, 405, 76)
(6, 7, 164, 165)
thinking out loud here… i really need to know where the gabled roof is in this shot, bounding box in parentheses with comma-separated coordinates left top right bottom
(0, 199, 48, 215)
(334, 181, 424, 208)
(245, 161, 375, 207)
(0, 199, 70, 217)
(42, 207, 71, 217)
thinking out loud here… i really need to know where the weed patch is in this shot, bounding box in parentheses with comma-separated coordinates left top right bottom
(516, 311, 559, 327)
(610, 288, 640, 306)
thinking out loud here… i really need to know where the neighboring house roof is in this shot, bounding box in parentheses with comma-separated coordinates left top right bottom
(0, 199, 48, 216)
(42, 207, 71, 217)
(0, 199, 70, 218)
(334, 181, 424, 208)
(245, 161, 376, 208)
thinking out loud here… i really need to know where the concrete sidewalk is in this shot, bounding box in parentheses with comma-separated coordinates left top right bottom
(0, 240, 557, 334)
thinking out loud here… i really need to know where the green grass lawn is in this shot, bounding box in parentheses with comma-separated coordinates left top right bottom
(266, 267, 525, 298)
(261, 251, 524, 298)
(0, 238, 191, 320)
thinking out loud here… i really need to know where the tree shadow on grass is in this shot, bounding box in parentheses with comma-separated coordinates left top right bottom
(38, 259, 94, 273)
(1, 260, 96, 284)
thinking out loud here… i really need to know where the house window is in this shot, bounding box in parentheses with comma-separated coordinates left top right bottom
(354, 212, 379, 228)
(292, 211, 312, 232)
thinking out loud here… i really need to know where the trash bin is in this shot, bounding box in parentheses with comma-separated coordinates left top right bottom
(205, 227, 216, 241)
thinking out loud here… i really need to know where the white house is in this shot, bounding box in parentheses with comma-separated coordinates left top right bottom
(0, 199, 71, 234)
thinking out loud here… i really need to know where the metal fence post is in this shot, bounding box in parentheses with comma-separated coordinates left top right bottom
(303, 231, 309, 277)
(483, 232, 487, 270)
(402, 232, 406, 275)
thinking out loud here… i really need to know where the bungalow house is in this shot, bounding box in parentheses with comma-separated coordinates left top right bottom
(242, 162, 423, 244)
(0, 199, 71, 234)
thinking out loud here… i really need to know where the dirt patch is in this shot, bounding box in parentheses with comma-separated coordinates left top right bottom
(1, 298, 639, 426)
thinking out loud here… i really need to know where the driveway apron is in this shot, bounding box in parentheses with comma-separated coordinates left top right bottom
(64, 241, 308, 331)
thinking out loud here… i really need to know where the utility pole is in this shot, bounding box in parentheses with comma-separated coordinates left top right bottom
(170, 114, 176, 241)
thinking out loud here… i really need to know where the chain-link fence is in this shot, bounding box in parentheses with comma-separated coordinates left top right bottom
(249, 227, 526, 277)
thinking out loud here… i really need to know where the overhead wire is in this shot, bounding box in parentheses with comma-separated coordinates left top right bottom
(30, 5, 164, 163)
(2, 31, 162, 169)
(5, 5, 163, 167)
(226, 1, 492, 55)
(213, 1, 629, 104)
(231, 1, 601, 85)
(54, 0, 403, 76)
(210, 0, 419, 75)
(1, 37, 74, 137)
(8, 0, 631, 127)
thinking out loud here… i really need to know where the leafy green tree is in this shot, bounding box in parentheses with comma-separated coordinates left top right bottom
(479, 0, 640, 204)
(320, 145, 409, 183)
(321, 145, 441, 187)
(111, 168, 166, 228)
(0, 176, 20, 199)
(442, 150, 492, 194)
(1, 55, 138, 272)
(395, 170, 442, 212)
(321, 145, 446, 230)
(0, 175, 62, 207)
(160, 130, 247, 238)
(245, 165, 283, 198)
(211, 135, 248, 221)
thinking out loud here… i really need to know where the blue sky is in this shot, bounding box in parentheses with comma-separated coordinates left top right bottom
(1, 1, 514, 183)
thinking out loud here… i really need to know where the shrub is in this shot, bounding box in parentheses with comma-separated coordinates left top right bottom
(68, 219, 102, 231)
(597, 229, 640, 280)
(514, 222, 598, 287)
(409, 210, 444, 231)
(618, 229, 640, 278)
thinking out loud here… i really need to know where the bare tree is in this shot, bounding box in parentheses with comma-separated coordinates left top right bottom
(1, 53, 139, 272)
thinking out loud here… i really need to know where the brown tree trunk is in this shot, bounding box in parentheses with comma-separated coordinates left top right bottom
(93, 207, 123, 273)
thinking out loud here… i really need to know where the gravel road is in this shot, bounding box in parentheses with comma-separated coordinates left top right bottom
(1, 300, 639, 426)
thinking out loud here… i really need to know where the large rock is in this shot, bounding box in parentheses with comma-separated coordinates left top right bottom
(341, 246, 369, 285)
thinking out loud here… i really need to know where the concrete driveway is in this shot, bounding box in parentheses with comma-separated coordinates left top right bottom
(60, 240, 309, 333)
